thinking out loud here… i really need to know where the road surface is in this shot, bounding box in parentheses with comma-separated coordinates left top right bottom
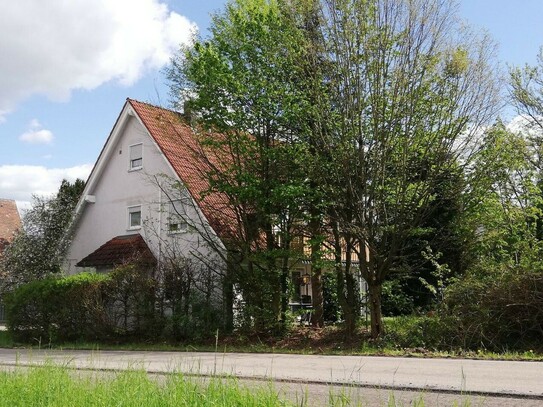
(0, 349, 541, 405)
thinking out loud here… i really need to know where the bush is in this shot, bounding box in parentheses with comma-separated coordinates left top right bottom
(105, 265, 161, 339)
(381, 279, 415, 316)
(442, 266, 543, 351)
(5, 262, 224, 344)
(382, 315, 453, 349)
(4, 273, 110, 343)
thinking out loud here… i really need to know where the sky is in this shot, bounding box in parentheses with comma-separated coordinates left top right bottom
(1, 0, 542, 211)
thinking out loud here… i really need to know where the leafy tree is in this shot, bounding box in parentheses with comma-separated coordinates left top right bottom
(168, 0, 318, 332)
(0, 179, 85, 291)
(318, 0, 500, 337)
(510, 47, 543, 138)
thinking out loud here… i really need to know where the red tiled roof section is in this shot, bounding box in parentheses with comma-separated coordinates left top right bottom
(76, 234, 156, 268)
(0, 199, 21, 253)
(128, 99, 238, 241)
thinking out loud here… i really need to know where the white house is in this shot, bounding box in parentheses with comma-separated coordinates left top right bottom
(65, 99, 234, 277)
(65, 98, 367, 321)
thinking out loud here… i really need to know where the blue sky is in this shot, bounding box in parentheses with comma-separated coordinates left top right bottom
(1, 0, 542, 208)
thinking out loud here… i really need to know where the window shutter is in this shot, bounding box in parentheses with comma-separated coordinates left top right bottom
(130, 144, 142, 161)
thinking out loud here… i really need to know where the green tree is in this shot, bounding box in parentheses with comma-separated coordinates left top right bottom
(168, 0, 318, 332)
(0, 179, 85, 291)
(318, 0, 500, 338)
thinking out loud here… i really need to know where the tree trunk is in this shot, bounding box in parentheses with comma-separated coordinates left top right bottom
(332, 221, 357, 337)
(368, 281, 384, 339)
(310, 267, 324, 327)
(280, 259, 289, 324)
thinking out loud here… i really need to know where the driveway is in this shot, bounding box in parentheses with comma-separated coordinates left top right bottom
(0, 348, 542, 405)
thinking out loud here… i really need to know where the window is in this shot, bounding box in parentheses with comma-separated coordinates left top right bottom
(128, 206, 142, 229)
(129, 143, 143, 170)
(168, 200, 188, 233)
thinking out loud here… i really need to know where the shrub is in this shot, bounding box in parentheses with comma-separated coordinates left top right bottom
(104, 264, 161, 339)
(4, 273, 111, 343)
(5, 261, 224, 344)
(442, 266, 543, 351)
(382, 314, 453, 349)
(381, 279, 415, 316)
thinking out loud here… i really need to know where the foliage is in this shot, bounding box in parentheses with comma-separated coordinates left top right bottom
(5, 262, 224, 344)
(168, 0, 323, 332)
(4, 272, 109, 343)
(510, 46, 543, 139)
(166, 0, 502, 339)
(382, 315, 454, 350)
(321, 271, 341, 323)
(0, 365, 294, 407)
(0, 179, 85, 291)
(104, 264, 159, 338)
(314, 0, 499, 338)
(442, 264, 543, 351)
(381, 279, 415, 316)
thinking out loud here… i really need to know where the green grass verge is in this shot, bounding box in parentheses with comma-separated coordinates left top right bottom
(0, 364, 294, 407)
(2, 317, 542, 361)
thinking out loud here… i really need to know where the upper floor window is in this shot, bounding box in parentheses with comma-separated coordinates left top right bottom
(129, 143, 143, 170)
(128, 205, 142, 230)
(168, 200, 188, 233)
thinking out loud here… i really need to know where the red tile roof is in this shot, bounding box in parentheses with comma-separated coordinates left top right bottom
(128, 99, 239, 241)
(0, 199, 21, 253)
(76, 234, 156, 268)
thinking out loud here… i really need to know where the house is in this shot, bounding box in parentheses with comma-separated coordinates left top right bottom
(65, 99, 235, 283)
(0, 199, 21, 255)
(0, 199, 21, 321)
(65, 99, 367, 323)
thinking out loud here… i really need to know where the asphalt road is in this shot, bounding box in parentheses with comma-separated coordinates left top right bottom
(0, 349, 542, 404)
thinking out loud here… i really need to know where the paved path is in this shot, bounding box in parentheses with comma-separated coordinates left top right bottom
(0, 349, 541, 399)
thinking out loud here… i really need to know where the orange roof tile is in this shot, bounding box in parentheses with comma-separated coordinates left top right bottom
(128, 99, 239, 242)
(0, 199, 21, 252)
(76, 234, 156, 268)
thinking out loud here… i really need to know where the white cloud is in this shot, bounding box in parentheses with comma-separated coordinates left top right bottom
(0, 164, 93, 203)
(507, 115, 543, 137)
(0, 0, 196, 120)
(19, 119, 54, 144)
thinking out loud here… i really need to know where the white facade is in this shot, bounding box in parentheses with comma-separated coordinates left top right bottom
(65, 102, 224, 276)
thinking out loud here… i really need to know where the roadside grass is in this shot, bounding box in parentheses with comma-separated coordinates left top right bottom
(1, 317, 542, 361)
(0, 363, 478, 407)
(0, 363, 297, 407)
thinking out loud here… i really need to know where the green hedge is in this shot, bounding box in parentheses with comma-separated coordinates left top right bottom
(4, 272, 110, 343)
(4, 264, 223, 344)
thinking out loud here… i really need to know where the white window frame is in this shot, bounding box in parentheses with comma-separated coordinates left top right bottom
(128, 143, 143, 171)
(127, 205, 142, 230)
(167, 200, 188, 234)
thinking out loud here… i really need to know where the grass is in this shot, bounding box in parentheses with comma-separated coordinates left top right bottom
(0, 363, 482, 407)
(1, 320, 542, 362)
(0, 364, 296, 407)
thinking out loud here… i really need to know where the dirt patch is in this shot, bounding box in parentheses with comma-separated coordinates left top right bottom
(213, 326, 371, 354)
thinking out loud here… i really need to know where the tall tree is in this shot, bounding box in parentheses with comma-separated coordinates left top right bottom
(0, 179, 85, 291)
(319, 0, 500, 337)
(168, 0, 317, 332)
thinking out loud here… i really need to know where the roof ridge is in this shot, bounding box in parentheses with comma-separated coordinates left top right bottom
(127, 98, 181, 116)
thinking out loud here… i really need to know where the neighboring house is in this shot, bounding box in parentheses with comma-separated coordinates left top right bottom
(0, 199, 21, 321)
(65, 99, 233, 282)
(0, 199, 21, 255)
